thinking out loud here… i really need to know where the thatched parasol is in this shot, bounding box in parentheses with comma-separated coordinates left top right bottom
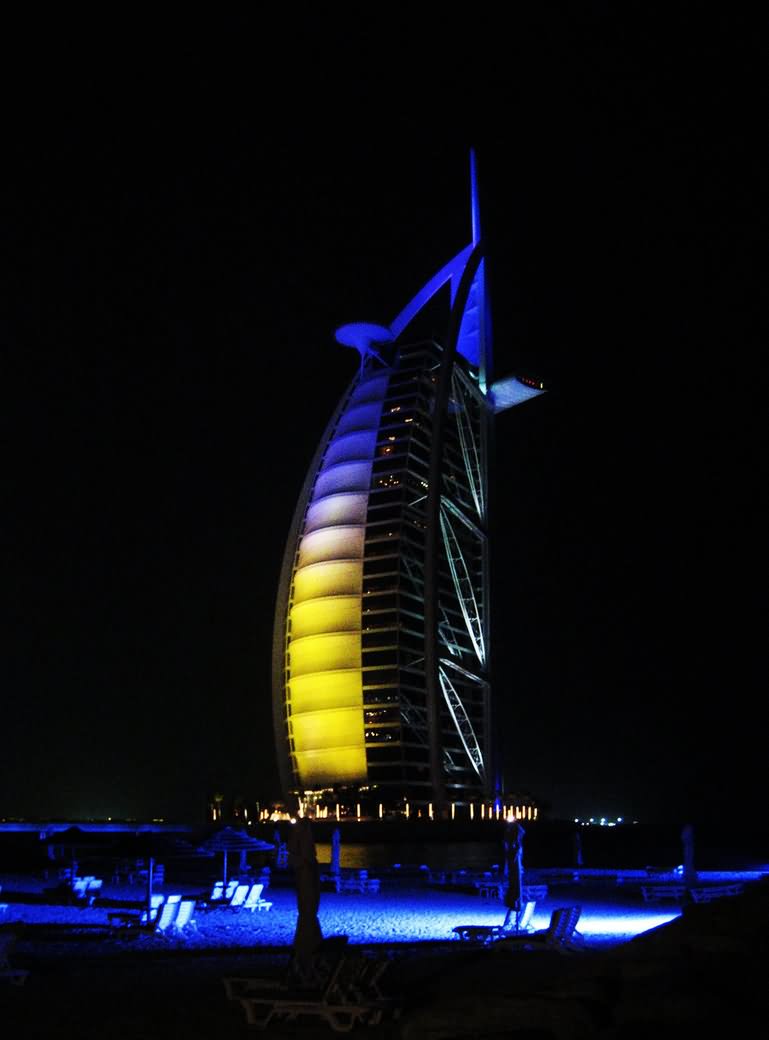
(43, 826, 115, 880)
(200, 827, 274, 890)
(109, 832, 211, 917)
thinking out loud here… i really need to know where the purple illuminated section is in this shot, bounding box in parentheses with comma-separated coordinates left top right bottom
(334, 153, 492, 380)
(470, 147, 481, 245)
(324, 430, 379, 467)
(335, 323, 393, 369)
(334, 243, 486, 373)
(314, 460, 373, 498)
(455, 259, 485, 369)
(389, 244, 474, 340)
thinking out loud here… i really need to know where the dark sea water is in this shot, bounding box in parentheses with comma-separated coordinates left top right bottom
(314, 840, 502, 872)
(314, 820, 769, 873)
(2, 818, 767, 876)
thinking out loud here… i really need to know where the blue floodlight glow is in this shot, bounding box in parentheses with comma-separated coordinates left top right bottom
(469, 147, 481, 246)
(388, 244, 475, 341)
(333, 153, 495, 397)
(336, 243, 489, 381)
(334, 323, 393, 369)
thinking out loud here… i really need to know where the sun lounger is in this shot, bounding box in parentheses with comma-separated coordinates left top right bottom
(689, 883, 744, 903)
(641, 884, 687, 903)
(140, 894, 165, 925)
(453, 900, 537, 944)
(224, 936, 349, 1000)
(107, 911, 143, 934)
(325, 870, 381, 894)
(475, 879, 504, 898)
(154, 895, 182, 935)
(84, 878, 102, 906)
(225, 880, 238, 900)
(170, 899, 197, 936)
(492, 906, 584, 954)
(230, 937, 396, 1031)
(71, 878, 89, 900)
(242, 883, 273, 912)
(227, 884, 250, 909)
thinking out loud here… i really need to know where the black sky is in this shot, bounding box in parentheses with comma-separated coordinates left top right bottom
(2, 11, 766, 825)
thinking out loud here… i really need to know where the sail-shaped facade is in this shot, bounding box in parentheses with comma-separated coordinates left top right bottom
(272, 164, 544, 814)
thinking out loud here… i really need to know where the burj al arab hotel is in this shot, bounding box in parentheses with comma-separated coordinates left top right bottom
(272, 155, 544, 816)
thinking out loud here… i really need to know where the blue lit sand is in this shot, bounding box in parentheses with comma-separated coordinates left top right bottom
(0, 875, 682, 950)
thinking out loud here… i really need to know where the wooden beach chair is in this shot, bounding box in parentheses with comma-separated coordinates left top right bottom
(170, 899, 197, 936)
(224, 935, 349, 999)
(227, 883, 250, 909)
(242, 883, 273, 912)
(689, 883, 744, 903)
(139, 893, 165, 925)
(492, 906, 584, 954)
(641, 884, 687, 904)
(453, 900, 537, 945)
(154, 894, 182, 934)
(84, 878, 103, 906)
(234, 942, 393, 1032)
(71, 877, 89, 901)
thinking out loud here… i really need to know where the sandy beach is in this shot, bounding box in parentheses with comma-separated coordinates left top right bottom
(2, 867, 768, 1037)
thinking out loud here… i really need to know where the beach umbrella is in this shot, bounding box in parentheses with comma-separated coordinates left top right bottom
(286, 817, 323, 980)
(502, 819, 526, 931)
(43, 826, 115, 879)
(330, 827, 341, 876)
(201, 827, 274, 890)
(109, 833, 211, 917)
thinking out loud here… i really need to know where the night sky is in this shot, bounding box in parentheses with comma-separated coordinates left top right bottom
(3, 12, 765, 825)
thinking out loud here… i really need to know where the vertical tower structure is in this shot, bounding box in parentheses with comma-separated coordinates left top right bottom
(272, 157, 544, 813)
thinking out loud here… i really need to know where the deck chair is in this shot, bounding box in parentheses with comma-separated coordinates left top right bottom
(85, 878, 103, 906)
(0, 931, 29, 986)
(224, 936, 349, 1001)
(170, 899, 197, 936)
(208, 881, 224, 902)
(242, 883, 273, 912)
(154, 894, 182, 934)
(492, 905, 583, 954)
(226, 883, 249, 909)
(236, 939, 387, 1031)
(332, 950, 398, 1020)
(71, 878, 89, 901)
(453, 900, 537, 945)
(139, 894, 165, 926)
(224, 879, 239, 900)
